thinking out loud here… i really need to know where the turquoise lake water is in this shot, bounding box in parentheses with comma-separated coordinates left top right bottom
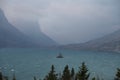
(0, 48, 120, 80)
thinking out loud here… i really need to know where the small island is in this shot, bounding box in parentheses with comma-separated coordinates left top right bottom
(56, 53, 64, 58)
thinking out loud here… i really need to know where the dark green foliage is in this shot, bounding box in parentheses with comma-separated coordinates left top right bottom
(44, 65, 58, 80)
(75, 75, 77, 80)
(12, 74, 16, 80)
(115, 68, 120, 80)
(0, 72, 8, 80)
(76, 62, 90, 80)
(92, 77, 96, 80)
(4, 76, 8, 80)
(71, 68, 75, 80)
(71, 68, 75, 77)
(62, 65, 71, 80)
(34, 76, 37, 80)
(92, 75, 104, 80)
(0, 72, 3, 80)
(1, 63, 120, 80)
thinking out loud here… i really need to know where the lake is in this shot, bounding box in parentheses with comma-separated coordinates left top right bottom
(0, 48, 120, 80)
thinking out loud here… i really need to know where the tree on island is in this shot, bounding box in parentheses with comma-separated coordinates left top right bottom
(76, 62, 90, 80)
(62, 65, 71, 80)
(44, 65, 58, 80)
(115, 68, 120, 80)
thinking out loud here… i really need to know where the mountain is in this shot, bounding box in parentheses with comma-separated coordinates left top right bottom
(14, 20, 57, 46)
(62, 29, 120, 52)
(0, 9, 41, 48)
(0, 8, 57, 48)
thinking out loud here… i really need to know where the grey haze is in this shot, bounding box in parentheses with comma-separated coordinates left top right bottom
(0, 0, 120, 44)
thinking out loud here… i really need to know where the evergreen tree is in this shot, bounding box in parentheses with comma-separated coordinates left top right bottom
(12, 74, 16, 80)
(75, 75, 77, 80)
(0, 72, 3, 80)
(4, 76, 8, 80)
(115, 68, 120, 80)
(34, 76, 37, 80)
(44, 65, 58, 80)
(91, 77, 96, 80)
(62, 65, 71, 80)
(71, 68, 75, 80)
(76, 62, 90, 80)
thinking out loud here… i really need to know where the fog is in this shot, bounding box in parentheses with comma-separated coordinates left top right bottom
(1, 0, 120, 44)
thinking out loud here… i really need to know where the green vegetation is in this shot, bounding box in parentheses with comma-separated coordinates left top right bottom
(12, 73, 16, 80)
(44, 65, 58, 80)
(62, 65, 71, 80)
(91, 77, 96, 80)
(0, 62, 120, 80)
(34, 76, 37, 80)
(114, 68, 120, 80)
(76, 62, 90, 80)
(71, 68, 75, 80)
(0, 72, 3, 80)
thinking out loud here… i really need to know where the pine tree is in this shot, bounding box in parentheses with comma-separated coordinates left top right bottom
(71, 68, 75, 80)
(12, 73, 16, 80)
(4, 76, 8, 80)
(92, 77, 96, 80)
(76, 62, 90, 80)
(0, 72, 3, 80)
(34, 76, 37, 80)
(62, 65, 71, 80)
(44, 65, 58, 80)
(115, 68, 120, 80)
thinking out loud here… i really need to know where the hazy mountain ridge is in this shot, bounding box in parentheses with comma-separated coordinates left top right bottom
(14, 20, 57, 46)
(0, 9, 41, 48)
(62, 29, 120, 52)
(1, 8, 119, 50)
(0, 9, 57, 48)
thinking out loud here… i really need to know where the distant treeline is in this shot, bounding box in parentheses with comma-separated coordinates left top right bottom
(0, 62, 120, 80)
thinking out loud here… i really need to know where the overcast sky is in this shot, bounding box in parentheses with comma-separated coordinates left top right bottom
(0, 0, 120, 44)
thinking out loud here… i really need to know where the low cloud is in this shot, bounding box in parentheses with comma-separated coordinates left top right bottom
(2, 0, 120, 44)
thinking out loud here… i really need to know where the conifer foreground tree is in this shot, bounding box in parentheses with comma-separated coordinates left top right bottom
(115, 68, 120, 80)
(44, 65, 58, 80)
(4, 76, 8, 80)
(0, 72, 3, 80)
(71, 68, 75, 80)
(91, 77, 96, 80)
(34, 76, 37, 80)
(76, 62, 90, 80)
(62, 65, 71, 80)
(12, 73, 16, 80)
